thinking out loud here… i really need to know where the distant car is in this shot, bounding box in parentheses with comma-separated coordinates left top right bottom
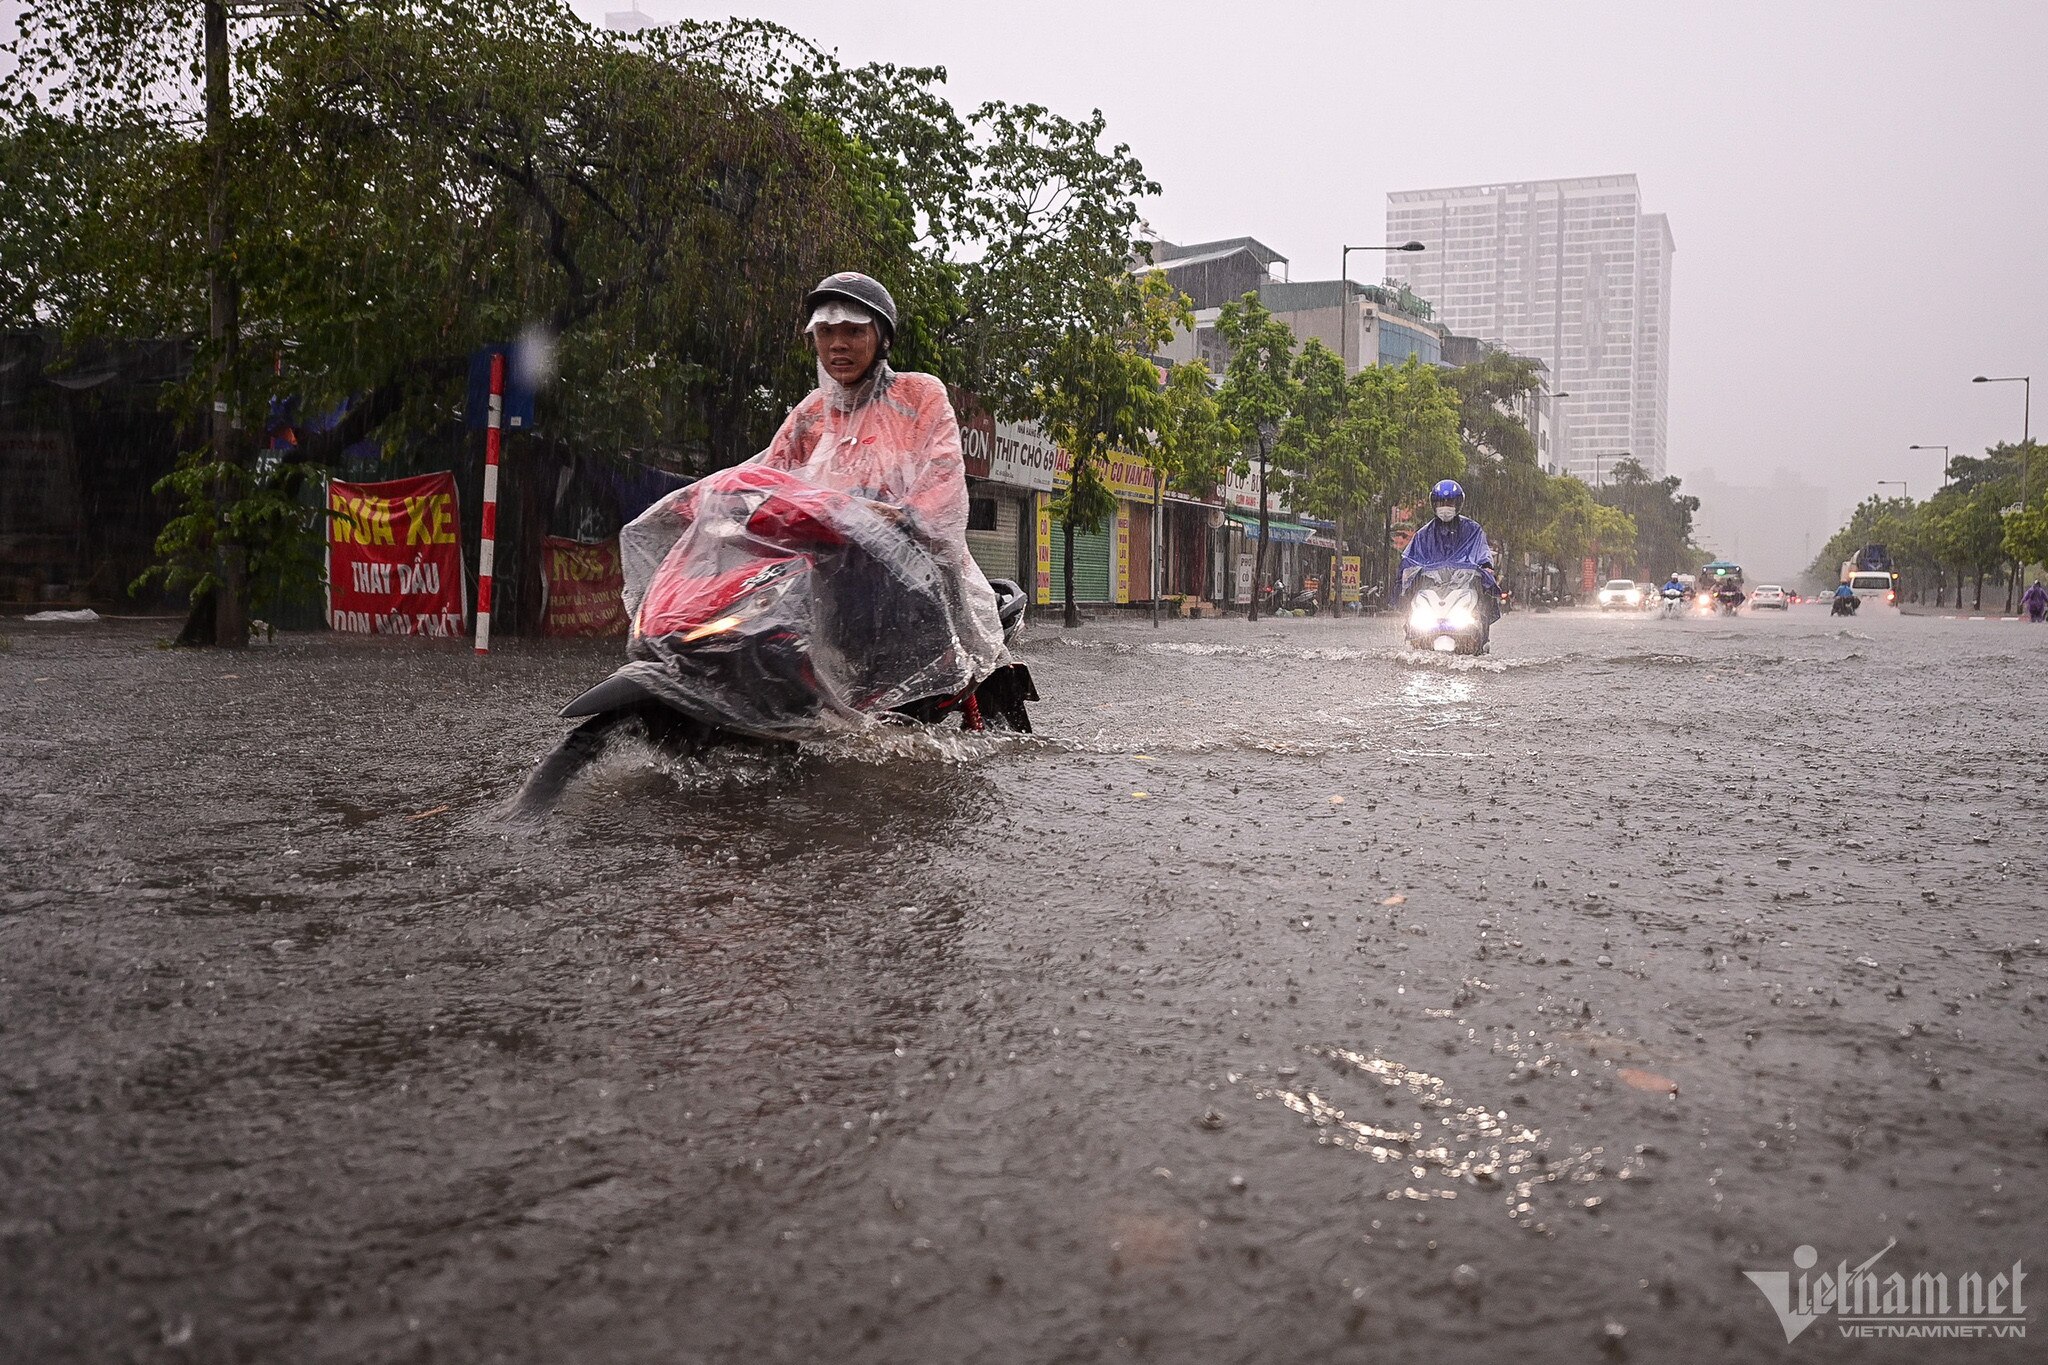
(1847, 571, 1898, 607)
(1597, 579, 1642, 611)
(1750, 584, 1789, 610)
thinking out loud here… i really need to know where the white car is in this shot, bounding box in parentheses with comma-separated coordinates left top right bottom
(1596, 579, 1642, 611)
(1846, 571, 1898, 607)
(1750, 584, 1788, 609)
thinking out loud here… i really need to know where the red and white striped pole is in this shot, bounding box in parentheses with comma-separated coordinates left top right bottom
(474, 349, 504, 654)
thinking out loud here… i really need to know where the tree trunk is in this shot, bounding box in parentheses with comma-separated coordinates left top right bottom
(1151, 471, 1162, 628)
(1063, 518, 1079, 628)
(202, 0, 246, 648)
(1249, 444, 1268, 621)
(1973, 569, 1984, 611)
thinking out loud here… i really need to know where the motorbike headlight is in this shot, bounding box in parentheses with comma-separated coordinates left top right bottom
(1447, 605, 1477, 629)
(1409, 599, 1436, 628)
(680, 614, 745, 642)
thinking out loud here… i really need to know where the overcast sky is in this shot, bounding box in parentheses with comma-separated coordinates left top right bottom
(576, 0, 2047, 544)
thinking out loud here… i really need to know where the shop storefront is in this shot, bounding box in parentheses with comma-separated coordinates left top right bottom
(954, 388, 1046, 588)
(1220, 469, 1320, 603)
(948, 385, 1225, 612)
(1159, 496, 1216, 603)
(1036, 447, 1161, 608)
(965, 490, 1025, 581)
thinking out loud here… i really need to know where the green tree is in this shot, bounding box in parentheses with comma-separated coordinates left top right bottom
(1214, 293, 1299, 620)
(683, 20, 1160, 422)
(1036, 272, 1185, 627)
(1597, 457, 1701, 582)
(8, 2, 918, 635)
(5, 2, 1164, 643)
(1144, 358, 1235, 623)
(1293, 368, 1394, 579)
(2002, 501, 2048, 577)
(1440, 350, 1545, 593)
(1530, 478, 1634, 595)
(1376, 359, 1465, 599)
(1272, 338, 1347, 600)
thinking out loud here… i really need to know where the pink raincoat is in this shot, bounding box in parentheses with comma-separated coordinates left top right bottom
(617, 362, 1008, 726)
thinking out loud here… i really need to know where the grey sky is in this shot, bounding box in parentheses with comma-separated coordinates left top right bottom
(581, 0, 2048, 560)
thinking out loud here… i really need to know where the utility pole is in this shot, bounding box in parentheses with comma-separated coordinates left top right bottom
(204, 0, 246, 646)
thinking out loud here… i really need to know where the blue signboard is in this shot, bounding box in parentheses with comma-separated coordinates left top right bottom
(466, 345, 537, 431)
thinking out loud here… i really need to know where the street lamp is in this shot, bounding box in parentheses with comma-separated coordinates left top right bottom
(1588, 449, 1627, 489)
(1338, 241, 1425, 373)
(1972, 375, 2032, 509)
(1877, 480, 1909, 500)
(1908, 444, 1949, 492)
(1544, 392, 1573, 475)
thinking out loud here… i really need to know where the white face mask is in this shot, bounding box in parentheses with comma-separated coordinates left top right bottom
(1435, 505, 1457, 523)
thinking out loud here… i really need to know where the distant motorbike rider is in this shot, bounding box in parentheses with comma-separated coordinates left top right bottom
(2024, 579, 2047, 623)
(1660, 574, 1687, 598)
(1400, 480, 1499, 620)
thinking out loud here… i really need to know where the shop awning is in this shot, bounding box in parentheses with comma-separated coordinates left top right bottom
(1225, 512, 1312, 544)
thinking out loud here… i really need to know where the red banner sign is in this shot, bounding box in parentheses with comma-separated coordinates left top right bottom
(541, 536, 629, 637)
(327, 473, 467, 636)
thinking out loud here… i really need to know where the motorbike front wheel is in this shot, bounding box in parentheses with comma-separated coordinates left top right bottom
(508, 703, 743, 820)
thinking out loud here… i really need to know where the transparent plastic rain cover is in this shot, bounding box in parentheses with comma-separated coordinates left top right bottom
(615, 362, 1007, 740)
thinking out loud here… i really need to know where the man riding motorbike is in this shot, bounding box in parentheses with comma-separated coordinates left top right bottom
(1661, 573, 1688, 599)
(511, 272, 1029, 816)
(618, 271, 1008, 700)
(1399, 480, 1500, 621)
(1831, 581, 1860, 617)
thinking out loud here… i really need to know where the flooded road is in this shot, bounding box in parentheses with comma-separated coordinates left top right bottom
(4, 606, 2045, 1362)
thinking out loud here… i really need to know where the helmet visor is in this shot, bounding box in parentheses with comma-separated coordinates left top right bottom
(805, 300, 876, 334)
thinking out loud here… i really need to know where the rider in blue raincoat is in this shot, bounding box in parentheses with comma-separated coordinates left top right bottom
(1400, 480, 1499, 618)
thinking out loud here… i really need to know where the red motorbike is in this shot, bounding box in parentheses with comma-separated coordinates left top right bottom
(513, 464, 1034, 814)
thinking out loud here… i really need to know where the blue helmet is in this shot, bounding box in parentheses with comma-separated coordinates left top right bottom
(1429, 479, 1465, 509)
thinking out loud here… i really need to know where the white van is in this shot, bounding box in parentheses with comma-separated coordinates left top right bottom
(1846, 571, 1897, 607)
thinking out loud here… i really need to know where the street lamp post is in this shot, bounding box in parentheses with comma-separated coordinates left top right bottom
(1972, 375, 2032, 509)
(1908, 444, 1949, 492)
(1338, 241, 1425, 374)
(1877, 480, 1908, 501)
(1543, 391, 1573, 475)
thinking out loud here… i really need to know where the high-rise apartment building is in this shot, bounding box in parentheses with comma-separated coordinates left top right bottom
(1384, 175, 1674, 480)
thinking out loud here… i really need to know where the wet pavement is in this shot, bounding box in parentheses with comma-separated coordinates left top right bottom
(3, 605, 2045, 1363)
